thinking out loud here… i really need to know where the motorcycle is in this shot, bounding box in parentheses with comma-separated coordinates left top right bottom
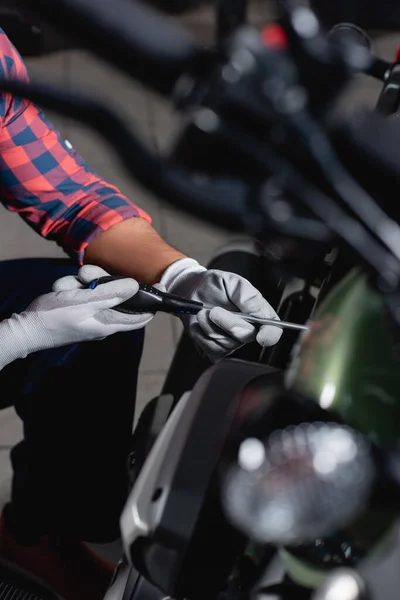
(1, 2, 400, 600)
(163, 22, 400, 401)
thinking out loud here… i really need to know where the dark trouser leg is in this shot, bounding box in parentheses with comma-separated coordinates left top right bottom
(0, 259, 144, 544)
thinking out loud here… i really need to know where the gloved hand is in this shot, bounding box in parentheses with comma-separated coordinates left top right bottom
(160, 258, 282, 362)
(0, 265, 154, 371)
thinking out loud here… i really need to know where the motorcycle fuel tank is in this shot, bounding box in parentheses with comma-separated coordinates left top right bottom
(286, 269, 400, 442)
(282, 269, 400, 588)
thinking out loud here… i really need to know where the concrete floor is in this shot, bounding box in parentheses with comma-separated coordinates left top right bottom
(0, 0, 398, 545)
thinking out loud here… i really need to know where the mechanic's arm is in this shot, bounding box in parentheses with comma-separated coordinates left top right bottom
(0, 29, 282, 362)
(0, 28, 185, 284)
(85, 218, 185, 284)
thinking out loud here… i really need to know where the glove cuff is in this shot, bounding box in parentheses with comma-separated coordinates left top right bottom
(160, 258, 207, 297)
(0, 312, 53, 371)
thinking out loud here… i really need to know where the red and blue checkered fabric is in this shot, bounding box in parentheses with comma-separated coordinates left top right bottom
(0, 28, 150, 263)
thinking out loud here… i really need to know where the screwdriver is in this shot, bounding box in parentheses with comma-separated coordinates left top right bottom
(88, 276, 308, 332)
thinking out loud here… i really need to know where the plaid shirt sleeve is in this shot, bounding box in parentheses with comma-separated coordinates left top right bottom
(0, 28, 151, 263)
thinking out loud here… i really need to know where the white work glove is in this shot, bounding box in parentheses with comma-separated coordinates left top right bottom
(0, 265, 155, 371)
(160, 258, 282, 362)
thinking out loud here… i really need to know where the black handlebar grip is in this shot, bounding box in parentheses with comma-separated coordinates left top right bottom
(21, 0, 200, 96)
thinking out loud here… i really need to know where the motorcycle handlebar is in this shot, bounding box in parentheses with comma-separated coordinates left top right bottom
(20, 0, 205, 96)
(0, 79, 252, 231)
(11, 0, 400, 293)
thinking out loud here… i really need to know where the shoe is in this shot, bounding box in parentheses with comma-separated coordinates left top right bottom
(0, 505, 115, 600)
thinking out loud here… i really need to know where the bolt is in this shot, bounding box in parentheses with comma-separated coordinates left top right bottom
(194, 108, 220, 133)
(231, 49, 256, 74)
(281, 86, 307, 113)
(222, 64, 241, 84)
(269, 199, 292, 222)
(292, 7, 319, 39)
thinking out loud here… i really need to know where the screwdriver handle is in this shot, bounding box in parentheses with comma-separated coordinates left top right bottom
(88, 275, 204, 315)
(88, 276, 308, 331)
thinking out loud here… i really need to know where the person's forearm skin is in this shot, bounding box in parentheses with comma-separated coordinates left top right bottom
(84, 218, 187, 284)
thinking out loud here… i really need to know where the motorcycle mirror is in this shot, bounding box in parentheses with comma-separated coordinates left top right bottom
(328, 23, 372, 52)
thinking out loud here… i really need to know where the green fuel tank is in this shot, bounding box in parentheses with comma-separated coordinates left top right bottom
(281, 269, 400, 588)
